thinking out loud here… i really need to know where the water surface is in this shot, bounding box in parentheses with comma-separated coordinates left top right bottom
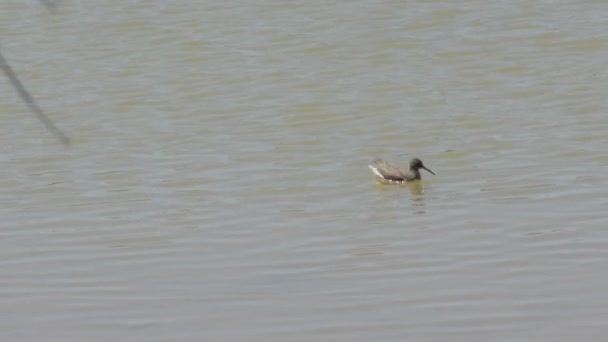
(1, 1, 608, 341)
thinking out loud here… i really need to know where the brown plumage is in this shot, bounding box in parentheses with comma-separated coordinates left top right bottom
(368, 157, 435, 183)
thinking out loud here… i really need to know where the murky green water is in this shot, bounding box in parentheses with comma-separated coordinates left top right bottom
(1, 1, 607, 341)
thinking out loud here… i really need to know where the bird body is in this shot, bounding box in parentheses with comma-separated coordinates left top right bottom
(368, 157, 434, 183)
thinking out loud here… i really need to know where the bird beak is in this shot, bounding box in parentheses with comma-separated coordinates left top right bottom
(422, 166, 435, 175)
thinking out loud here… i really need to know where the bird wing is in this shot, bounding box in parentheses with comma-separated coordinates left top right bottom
(368, 158, 408, 181)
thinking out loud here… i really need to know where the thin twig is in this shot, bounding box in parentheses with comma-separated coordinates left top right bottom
(0, 50, 70, 145)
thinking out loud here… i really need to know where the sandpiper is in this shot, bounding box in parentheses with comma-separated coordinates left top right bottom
(368, 157, 434, 183)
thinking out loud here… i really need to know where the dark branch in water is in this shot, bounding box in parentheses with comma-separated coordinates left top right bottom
(0, 50, 70, 145)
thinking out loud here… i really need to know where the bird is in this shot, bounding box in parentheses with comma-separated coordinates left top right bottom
(368, 157, 435, 183)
